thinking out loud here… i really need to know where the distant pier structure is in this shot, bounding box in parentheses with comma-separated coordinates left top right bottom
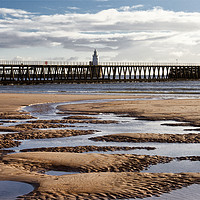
(89, 49, 102, 78)
(1, 51, 200, 84)
(89, 49, 99, 66)
(93, 49, 98, 65)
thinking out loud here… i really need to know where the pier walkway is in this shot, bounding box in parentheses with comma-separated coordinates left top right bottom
(0, 61, 200, 84)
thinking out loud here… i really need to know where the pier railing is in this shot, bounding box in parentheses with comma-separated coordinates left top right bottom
(0, 61, 200, 84)
(1, 60, 200, 67)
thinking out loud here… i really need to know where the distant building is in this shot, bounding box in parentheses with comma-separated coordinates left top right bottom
(92, 49, 98, 66)
(88, 49, 102, 78)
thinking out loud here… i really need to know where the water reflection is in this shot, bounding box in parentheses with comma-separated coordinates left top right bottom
(142, 160, 200, 173)
(46, 171, 79, 176)
(0, 181, 33, 200)
(138, 184, 200, 200)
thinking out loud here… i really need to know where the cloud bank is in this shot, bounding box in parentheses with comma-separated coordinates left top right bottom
(1, 6, 200, 62)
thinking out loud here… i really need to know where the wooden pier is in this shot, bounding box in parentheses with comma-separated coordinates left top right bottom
(0, 61, 200, 84)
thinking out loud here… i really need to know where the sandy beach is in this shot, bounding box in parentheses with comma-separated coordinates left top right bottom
(58, 98, 200, 125)
(0, 93, 200, 199)
(0, 93, 140, 113)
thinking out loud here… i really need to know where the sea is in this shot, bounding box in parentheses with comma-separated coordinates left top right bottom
(1, 80, 200, 97)
(0, 80, 200, 200)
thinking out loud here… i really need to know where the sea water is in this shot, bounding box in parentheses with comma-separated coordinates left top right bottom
(1, 80, 200, 97)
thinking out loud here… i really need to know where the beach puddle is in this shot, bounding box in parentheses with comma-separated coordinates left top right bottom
(134, 184, 200, 200)
(46, 171, 80, 176)
(0, 181, 34, 200)
(142, 160, 200, 173)
(0, 131, 19, 135)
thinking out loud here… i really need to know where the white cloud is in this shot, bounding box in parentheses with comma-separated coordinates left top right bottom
(50, 42, 62, 47)
(1, 7, 200, 62)
(119, 5, 144, 11)
(170, 51, 184, 58)
(67, 7, 79, 10)
(0, 8, 34, 18)
(132, 5, 144, 9)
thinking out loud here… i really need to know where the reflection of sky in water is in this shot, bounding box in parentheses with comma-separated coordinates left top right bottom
(134, 184, 200, 200)
(0, 181, 33, 200)
(142, 160, 200, 173)
(46, 171, 79, 176)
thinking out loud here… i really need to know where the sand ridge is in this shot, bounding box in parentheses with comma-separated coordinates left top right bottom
(90, 132, 200, 143)
(20, 145, 156, 153)
(58, 98, 200, 125)
(2, 152, 173, 173)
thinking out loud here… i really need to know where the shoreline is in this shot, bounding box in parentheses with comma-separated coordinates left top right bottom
(0, 93, 200, 199)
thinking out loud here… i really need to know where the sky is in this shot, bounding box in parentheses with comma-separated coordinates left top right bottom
(1, 0, 200, 63)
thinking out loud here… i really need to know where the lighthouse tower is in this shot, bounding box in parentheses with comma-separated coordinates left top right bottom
(92, 49, 98, 66)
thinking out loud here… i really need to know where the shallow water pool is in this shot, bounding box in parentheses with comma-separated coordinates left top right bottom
(0, 181, 34, 200)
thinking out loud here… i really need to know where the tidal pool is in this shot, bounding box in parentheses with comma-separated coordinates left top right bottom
(136, 184, 200, 200)
(0, 181, 34, 200)
(46, 171, 79, 176)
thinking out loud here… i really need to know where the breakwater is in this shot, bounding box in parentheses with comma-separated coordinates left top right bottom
(1, 61, 200, 84)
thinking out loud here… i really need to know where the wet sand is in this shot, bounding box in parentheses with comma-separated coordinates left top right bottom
(2, 152, 173, 173)
(58, 98, 200, 125)
(1, 153, 199, 199)
(90, 132, 200, 143)
(0, 93, 139, 113)
(20, 145, 156, 153)
(0, 93, 200, 199)
(1, 161, 199, 200)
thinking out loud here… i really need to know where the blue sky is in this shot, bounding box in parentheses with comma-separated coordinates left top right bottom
(1, 0, 200, 13)
(1, 0, 200, 62)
